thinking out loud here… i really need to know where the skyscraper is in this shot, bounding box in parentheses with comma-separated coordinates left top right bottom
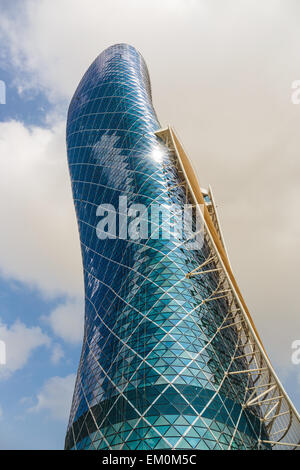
(65, 44, 300, 450)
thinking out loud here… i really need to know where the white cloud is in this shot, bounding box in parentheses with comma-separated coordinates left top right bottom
(44, 298, 84, 345)
(29, 373, 76, 421)
(0, 319, 50, 379)
(0, 0, 198, 102)
(50, 344, 64, 364)
(0, 120, 83, 298)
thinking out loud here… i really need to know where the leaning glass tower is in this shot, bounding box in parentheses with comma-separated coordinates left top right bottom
(65, 44, 300, 450)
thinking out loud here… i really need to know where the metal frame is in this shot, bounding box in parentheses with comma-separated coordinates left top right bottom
(155, 126, 300, 450)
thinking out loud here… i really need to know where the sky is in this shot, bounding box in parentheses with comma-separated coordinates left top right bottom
(0, 0, 299, 449)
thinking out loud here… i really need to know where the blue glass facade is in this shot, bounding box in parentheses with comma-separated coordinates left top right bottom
(65, 44, 269, 450)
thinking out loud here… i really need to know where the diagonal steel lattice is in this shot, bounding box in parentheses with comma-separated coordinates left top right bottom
(65, 44, 300, 450)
